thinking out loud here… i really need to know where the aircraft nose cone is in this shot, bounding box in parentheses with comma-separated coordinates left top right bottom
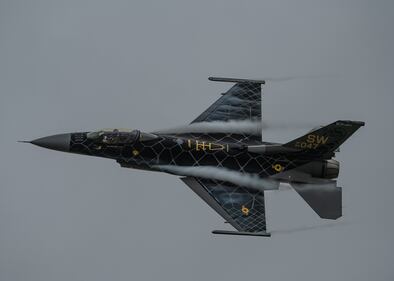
(31, 133, 71, 152)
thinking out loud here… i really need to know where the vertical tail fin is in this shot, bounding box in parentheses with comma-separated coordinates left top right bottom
(284, 120, 365, 157)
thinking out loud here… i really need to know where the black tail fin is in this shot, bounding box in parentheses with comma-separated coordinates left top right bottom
(284, 120, 365, 158)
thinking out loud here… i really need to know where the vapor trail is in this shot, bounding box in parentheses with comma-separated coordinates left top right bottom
(155, 120, 262, 135)
(261, 120, 322, 130)
(155, 165, 279, 191)
(270, 221, 350, 235)
(155, 119, 323, 135)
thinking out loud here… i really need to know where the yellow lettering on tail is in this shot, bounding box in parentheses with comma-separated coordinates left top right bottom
(316, 135, 329, 144)
(307, 134, 316, 144)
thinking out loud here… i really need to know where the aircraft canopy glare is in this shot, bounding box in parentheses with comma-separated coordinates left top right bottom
(87, 129, 159, 144)
(87, 129, 140, 144)
(87, 128, 135, 137)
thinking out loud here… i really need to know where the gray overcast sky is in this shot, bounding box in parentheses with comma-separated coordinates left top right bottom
(1, 1, 393, 280)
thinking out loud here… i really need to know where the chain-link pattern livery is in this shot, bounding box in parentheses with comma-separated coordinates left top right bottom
(29, 77, 365, 236)
(192, 82, 262, 123)
(182, 178, 267, 232)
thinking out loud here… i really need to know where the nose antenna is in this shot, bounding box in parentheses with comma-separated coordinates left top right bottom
(18, 140, 32, 143)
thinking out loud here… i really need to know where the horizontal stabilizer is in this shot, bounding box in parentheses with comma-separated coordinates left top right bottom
(291, 182, 342, 220)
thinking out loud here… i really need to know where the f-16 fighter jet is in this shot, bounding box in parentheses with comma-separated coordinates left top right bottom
(24, 77, 364, 237)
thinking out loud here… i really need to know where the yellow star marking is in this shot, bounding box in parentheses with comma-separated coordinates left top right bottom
(272, 163, 283, 172)
(241, 205, 250, 216)
(132, 149, 140, 156)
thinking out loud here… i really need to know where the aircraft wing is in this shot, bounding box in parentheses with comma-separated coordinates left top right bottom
(163, 77, 265, 145)
(192, 77, 263, 124)
(181, 176, 270, 236)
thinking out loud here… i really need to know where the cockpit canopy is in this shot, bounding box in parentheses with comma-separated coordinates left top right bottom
(87, 129, 158, 145)
(87, 129, 140, 145)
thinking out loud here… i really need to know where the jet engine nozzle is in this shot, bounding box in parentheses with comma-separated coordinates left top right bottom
(297, 159, 340, 179)
(324, 159, 340, 179)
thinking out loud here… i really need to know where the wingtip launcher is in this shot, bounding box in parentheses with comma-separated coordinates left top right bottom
(208, 76, 266, 85)
(212, 230, 271, 237)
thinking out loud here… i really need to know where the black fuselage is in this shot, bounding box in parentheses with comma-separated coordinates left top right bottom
(68, 132, 304, 178)
(29, 130, 339, 185)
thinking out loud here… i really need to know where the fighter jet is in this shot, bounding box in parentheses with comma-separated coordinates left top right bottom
(24, 77, 364, 237)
